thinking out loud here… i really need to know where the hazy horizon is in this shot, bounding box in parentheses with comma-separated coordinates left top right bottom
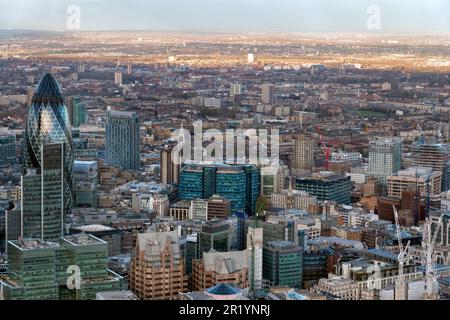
(1, 0, 450, 34)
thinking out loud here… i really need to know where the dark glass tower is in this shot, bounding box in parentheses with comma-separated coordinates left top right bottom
(23, 73, 73, 223)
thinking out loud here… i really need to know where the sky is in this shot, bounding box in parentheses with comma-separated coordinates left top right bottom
(0, 0, 450, 34)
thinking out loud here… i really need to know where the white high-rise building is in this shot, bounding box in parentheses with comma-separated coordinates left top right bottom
(230, 83, 242, 97)
(261, 84, 274, 105)
(293, 136, 316, 173)
(247, 227, 263, 295)
(114, 72, 123, 85)
(368, 137, 403, 186)
(247, 53, 255, 64)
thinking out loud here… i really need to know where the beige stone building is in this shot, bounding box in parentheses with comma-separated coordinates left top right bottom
(192, 250, 249, 292)
(387, 167, 442, 199)
(130, 230, 188, 300)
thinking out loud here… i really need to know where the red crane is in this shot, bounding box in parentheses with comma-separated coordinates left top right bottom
(316, 126, 331, 170)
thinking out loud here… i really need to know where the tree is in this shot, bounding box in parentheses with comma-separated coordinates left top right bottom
(255, 196, 270, 217)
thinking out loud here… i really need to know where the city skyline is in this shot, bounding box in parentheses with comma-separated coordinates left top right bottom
(0, 0, 450, 305)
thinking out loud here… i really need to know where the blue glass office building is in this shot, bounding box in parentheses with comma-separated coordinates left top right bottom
(0, 133, 16, 166)
(23, 73, 74, 218)
(105, 110, 140, 171)
(179, 164, 260, 216)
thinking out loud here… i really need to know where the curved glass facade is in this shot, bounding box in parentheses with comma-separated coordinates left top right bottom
(24, 73, 73, 217)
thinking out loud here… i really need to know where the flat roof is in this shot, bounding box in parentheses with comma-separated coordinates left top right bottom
(96, 290, 139, 300)
(9, 239, 59, 251)
(62, 233, 107, 246)
(72, 224, 115, 233)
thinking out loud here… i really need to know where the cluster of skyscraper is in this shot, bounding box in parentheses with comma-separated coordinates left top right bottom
(3, 71, 449, 301)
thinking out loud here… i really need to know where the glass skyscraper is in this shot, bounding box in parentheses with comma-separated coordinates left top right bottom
(0, 133, 16, 166)
(23, 73, 74, 234)
(105, 110, 141, 171)
(21, 143, 65, 240)
(67, 96, 86, 128)
(410, 141, 450, 192)
(179, 164, 260, 215)
(73, 160, 98, 208)
(368, 137, 403, 187)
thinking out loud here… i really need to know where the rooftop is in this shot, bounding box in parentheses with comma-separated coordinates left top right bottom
(366, 248, 399, 262)
(96, 290, 139, 301)
(9, 238, 59, 251)
(72, 224, 116, 233)
(203, 250, 248, 274)
(62, 233, 107, 246)
(206, 283, 241, 296)
(298, 171, 349, 182)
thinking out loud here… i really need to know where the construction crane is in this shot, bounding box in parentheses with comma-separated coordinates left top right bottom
(316, 126, 331, 170)
(422, 214, 444, 300)
(417, 123, 425, 145)
(299, 98, 310, 131)
(393, 206, 411, 300)
(414, 168, 432, 225)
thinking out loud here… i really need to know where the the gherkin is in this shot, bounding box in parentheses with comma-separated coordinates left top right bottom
(23, 73, 74, 219)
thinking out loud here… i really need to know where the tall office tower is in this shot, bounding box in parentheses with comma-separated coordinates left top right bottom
(196, 221, 230, 257)
(293, 136, 316, 173)
(0, 201, 20, 254)
(368, 137, 403, 187)
(185, 234, 198, 277)
(67, 97, 86, 128)
(261, 84, 274, 104)
(411, 141, 450, 191)
(160, 145, 180, 185)
(229, 83, 242, 97)
(23, 73, 73, 220)
(130, 230, 188, 300)
(1, 234, 123, 300)
(179, 164, 260, 216)
(127, 64, 133, 75)
(105, 110, 140, 171)
(21, 143, 65, 240)
(73, 160, 98, 208)
(263, 241, 303, 288)
(114, 72, 123, 85)
(0, 133, 16, 166)
(26, 86, 35, 108)
(247, 227, 263, 294)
